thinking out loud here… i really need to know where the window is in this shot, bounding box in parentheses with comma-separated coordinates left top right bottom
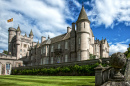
(51, 57, 53, 64)
(78, 37, 80, 45)
(24, 44, 27, 48)
(6, 64, 10, 70)
(47, 46, 49, 54)
(43, 46, 46, 53)
(51, 45, 54, 52)
(6, 63, 11, 75)
(13, 44, 15, 48)
(43, 57, 46, 64)
(31, 56, 33, 60)
(18, 63, 21, 67)
(41, 48, 42, 54)
(77, 52, 80, 61)
(46, 57, 49, 64)
(20, 49, 22, 52)
(57, 57, 60, 63)
(65, 41, 68, 49)
(20, 54, 22, 58)
(58, 44, 60, 49)
(65, 55, 68, 62)
(41, 58, 42, 65)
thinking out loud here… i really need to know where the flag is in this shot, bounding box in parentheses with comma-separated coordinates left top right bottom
(7, 18, 13, 22)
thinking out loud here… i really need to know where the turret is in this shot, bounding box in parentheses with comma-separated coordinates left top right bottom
(8, 27, 16, 55)
(29, 29, 34, 42)
(76, 5, 91, 61)
(16, 25, 21, 59)
(29, 29, 34, 38)
(24, 32, 27, 37)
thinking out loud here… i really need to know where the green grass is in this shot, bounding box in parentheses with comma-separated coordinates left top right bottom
(0, 75, 95, 86)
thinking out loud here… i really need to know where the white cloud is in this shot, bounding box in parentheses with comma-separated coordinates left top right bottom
(88, 0, 130, 27)
(0, 0, 72, 53)
(73, 0, 81, 8)
(109, 43, 128, 55)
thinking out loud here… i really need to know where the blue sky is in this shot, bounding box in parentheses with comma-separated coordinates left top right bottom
(0, 0, 130, 55)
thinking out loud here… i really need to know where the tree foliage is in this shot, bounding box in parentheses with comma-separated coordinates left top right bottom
(3, 50, 8, 55)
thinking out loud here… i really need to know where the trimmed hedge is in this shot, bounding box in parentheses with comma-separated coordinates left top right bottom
(11, 63, 99, 76)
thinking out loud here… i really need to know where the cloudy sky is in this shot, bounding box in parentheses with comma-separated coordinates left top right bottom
(0, 0, 130, 55)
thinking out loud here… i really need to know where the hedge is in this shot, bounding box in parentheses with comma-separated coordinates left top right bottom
(11, 63, 100, 76)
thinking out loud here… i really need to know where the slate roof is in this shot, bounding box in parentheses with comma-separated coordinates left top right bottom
(76, 6, 90, 23)
(40, 32, 70, 46)
(29, 29, 33, 36)
(16, 25, 21, 32)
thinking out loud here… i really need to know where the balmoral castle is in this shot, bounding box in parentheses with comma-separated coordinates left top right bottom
(7, 5, 109, 67)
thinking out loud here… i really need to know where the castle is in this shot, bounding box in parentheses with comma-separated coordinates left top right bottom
(7, 5, 109, 66)
(0, 5, 109, 75)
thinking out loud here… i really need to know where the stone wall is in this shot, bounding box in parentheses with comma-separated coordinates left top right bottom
(12, 58, 110, 70)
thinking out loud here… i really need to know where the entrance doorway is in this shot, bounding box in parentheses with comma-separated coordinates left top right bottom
(6, 63, 11, 75)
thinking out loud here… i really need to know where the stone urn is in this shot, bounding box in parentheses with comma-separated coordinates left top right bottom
(110, 52, 126, 79)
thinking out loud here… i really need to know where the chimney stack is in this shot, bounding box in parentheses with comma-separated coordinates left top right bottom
(67, 27, 71, 33)
(41, 36, 46, 42)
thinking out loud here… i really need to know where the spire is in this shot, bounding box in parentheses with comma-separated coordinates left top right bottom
(48, 35, 50, 39)
(82, 1, 84, 7)
(76, 4, 90, 23)
(29, 29, 33, 36)
(16, 25, 21, 32)
(24, 32, 27, 37)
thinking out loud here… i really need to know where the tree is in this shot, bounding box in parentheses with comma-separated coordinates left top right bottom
(3, 50, 8, 55)
(124, 45, 130, 58)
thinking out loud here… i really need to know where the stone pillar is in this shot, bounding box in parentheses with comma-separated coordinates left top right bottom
(95, 67, 103, 86)
(94, 59, 103, 86)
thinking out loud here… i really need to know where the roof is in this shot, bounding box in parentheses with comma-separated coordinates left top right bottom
(40, 33, 70, 46)
(16, 25, 21, 32)
(90, 29, 94, 37)
(29, 29, 33, 36)
(76, 6, 90, 23)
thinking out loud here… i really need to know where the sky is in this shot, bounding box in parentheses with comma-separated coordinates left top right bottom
(0, 0, 130, 55)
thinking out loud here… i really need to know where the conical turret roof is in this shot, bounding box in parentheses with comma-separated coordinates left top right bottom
(24, 33, 27, 37)
(16, 25, 21, 32)
(29, 29, 33, 36)
(76, 5, 90, 23)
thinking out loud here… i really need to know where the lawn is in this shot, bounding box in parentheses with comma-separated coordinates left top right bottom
(0, 75, 95, 86)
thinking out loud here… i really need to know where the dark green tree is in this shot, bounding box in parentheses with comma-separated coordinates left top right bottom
(3, 50, 8, 55)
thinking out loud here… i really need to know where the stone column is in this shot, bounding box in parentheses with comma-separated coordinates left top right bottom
(94, 59, 103, 86)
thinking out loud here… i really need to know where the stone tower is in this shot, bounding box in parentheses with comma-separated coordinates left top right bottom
(16, 25, 21, 59)
(8, 27, 16, 55)
(70, 22, 76, 61)
(76, 5, 91, 61)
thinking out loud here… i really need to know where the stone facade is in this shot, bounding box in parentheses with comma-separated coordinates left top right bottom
(8, 6, 109, 66)
(0, 53, 23, 75)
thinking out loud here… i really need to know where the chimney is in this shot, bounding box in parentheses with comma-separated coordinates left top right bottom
(41, 36, 46, 42)
(67, 27, 71, 33)
(72, 22, 75, 31)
